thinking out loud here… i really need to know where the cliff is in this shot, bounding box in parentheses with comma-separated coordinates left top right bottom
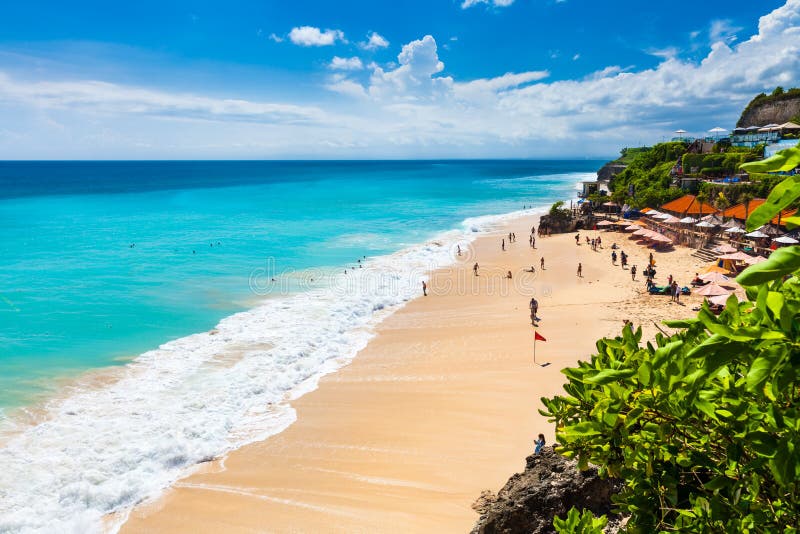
(596, 162, 627, 182)
(737, 89, 800, 127)
(470, 448, 624, 534)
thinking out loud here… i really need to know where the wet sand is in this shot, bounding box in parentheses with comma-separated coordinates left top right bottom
(122, 216, 704, 533)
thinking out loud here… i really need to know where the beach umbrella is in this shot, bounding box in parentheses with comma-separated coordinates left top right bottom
(633, 229, 650, 236)
(625, 224, 641, 231)
(707, 293, 745, 306)
(662, 215, 682, 224)
(700, 264, 733, 275)
(698, 272, 734, 284)
(696, 221, 715, 228)
(695, 283, 733, 297)
(745, 230, 769, 238)
(679, 216, 697, 224)
(653, 235, 673, 243)
(725, 227, 746, 234)
(614, 220, 631, 226)
(654, 213, 672, 220)
(596, 220, 614, 227)
(743, 255, 767, 265)
(647, 210, 663, 217)
(709, 127, 728, 135)
(713, 244, 737, 254)
(718, 251, 753, 261)
(773, 235, 799, 244)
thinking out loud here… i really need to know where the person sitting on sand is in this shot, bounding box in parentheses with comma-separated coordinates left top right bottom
(506, 270, 513, 279)
(534, 433, 546, 454)
(691, 273, 705, 286)
(524, 266, 535, 273)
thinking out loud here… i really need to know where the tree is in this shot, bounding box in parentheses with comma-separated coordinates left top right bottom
(696, 191, 709, 219)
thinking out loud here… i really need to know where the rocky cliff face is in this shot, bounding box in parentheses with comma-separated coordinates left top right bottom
(737, 95, 800, 127)
(596, 162, 626, 182)
(470, 448, 624, 534)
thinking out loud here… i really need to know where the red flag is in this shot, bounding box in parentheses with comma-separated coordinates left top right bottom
(534, 331, 546, 342)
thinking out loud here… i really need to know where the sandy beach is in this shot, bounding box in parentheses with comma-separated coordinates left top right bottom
(122, 215, 705, 533)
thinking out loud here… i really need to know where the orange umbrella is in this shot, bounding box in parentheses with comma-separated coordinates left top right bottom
(700, 264, 733, 275)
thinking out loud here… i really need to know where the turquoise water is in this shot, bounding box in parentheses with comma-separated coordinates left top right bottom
(0, 160, 603, 531)
(0, 160, 598, 409)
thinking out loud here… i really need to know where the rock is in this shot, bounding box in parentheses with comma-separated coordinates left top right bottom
(470, 448, 623, 534)
(737, 94, 800, 127)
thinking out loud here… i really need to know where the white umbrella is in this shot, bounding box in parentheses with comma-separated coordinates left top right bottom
(679, 216, 697, 224)
(662, 215, 682, 224)
(718, 252, 753, 261)
(773, 235, 799, 244)
(745, 230, 769, 238)
(725, 227, 746, 234)
(647, 210, 663, 217)
(654, 213, 672, 220)
(696, 221, 715, 228)
(675, 129, 687, 134)
(708, 127, 728, 134)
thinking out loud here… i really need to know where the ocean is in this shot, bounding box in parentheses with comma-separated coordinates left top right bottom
(0, 160, 601, 532)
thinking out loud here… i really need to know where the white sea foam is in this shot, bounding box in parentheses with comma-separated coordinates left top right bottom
(0, 208, 547, 534)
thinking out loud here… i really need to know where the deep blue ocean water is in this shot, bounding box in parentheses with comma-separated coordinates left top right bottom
(0, 160, 604, 531)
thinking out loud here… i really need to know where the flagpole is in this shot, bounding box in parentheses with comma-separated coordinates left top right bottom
(533, 333, 537, 364)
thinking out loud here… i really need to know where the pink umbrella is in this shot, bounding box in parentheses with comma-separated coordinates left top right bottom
(596, 220, 614, 227)
(743, 255, 767, 265)
(718, 251, 753, 262)
(708, 293, 746, 306)
(694, 283, 733, 297)
(625, 224, 640, 231)
(713, 244, 737, 254)
(633, 229, 650, 236)
(698, 272, 734, 284)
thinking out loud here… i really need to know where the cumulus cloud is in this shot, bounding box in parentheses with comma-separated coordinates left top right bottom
(329, 56, 363, 70)
(1, 1, 799, 158)
(461, 0, 514, 8)
(710, 19, 743, 44)
(361, 32, 389, 50)
(288, 26, 345, 47)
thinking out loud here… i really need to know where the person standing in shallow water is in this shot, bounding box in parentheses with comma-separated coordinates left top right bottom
(422, 281, 427, 296)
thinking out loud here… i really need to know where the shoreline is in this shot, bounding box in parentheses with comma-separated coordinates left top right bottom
(121, 213, 706, 533)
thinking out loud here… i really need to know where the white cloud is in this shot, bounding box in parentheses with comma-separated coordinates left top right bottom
(288, 26, 345, 47)
(710, 19, 744, 44)
(361, 32, 389, 50)
(1, 1, 799, 159)
(461, 0, 515, 8)
(329, 56, 363, 70)
(572, 53, 580, 61)
(268, 33, 284, 43)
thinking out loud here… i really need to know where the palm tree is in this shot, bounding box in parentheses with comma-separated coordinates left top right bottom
(742, 192, 755, 221)
(696, 191, 709, 220)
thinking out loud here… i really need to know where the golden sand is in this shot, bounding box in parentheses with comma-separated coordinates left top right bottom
(122, 216, 705, 533)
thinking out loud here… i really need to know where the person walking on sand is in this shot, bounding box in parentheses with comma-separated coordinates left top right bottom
(575, 233, 580, 245)
(531, 235, 536, 248)
(540, 257, 545, 270)
(631, 265, 637, 281)
(611, 250, 617, 264)
(501, 238, 505, 251)
(473, 262, 479, 276)
(422, 281, 427, 296)
(457, 244, 462, 257)
(534, 433, 546, 454)
(529, 297, 538, 325)
(577, 263, 582, 277)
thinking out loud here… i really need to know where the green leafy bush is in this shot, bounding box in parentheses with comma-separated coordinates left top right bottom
(553, 507, 607, 534)
(542, 182, 800, 531)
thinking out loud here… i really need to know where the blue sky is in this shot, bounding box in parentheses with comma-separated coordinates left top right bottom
(0, 0, 797, 159)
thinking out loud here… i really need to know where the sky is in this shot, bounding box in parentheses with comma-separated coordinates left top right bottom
(0, 0, 798, 159)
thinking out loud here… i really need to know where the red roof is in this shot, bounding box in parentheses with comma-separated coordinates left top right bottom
(721, 199, 797, 225)
(660, 195, 718, 216)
